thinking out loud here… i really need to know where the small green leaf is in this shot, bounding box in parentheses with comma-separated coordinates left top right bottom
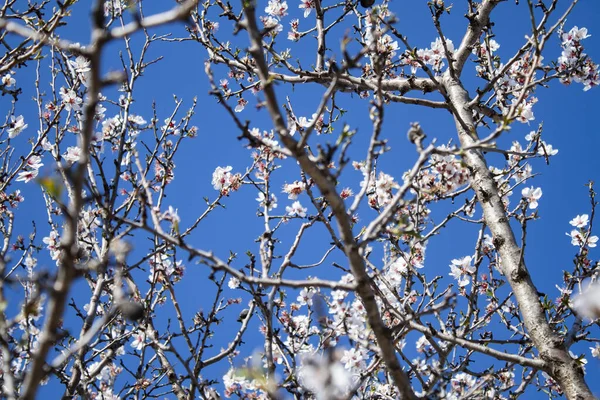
(38, 176, 63, 199)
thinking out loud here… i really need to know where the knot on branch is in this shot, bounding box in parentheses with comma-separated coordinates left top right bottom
(510, 268, 528, 283)
(492, 236, 505, 249)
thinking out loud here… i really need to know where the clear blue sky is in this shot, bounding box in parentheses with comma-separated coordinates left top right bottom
(4, 0, 600, 397)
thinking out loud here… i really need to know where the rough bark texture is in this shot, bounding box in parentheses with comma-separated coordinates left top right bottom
(443, 74, 594, 400)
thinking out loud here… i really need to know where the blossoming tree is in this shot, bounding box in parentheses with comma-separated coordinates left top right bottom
(0, 0, 599, 399)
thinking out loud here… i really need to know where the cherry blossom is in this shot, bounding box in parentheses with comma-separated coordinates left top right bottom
(449, 256, 476, 287)
(265, 0, 288, 19)
(339, 187, 353, 200)
(567, 229, 585, 247)
(473, 38, 500, 57)
(286, 200, 307, 218)
(513, 163, 533, 183)
(450, 372, 477, 397)
(42, 230, 61, 261)
(557, 26, 600, 91)
(373, 171, 398, 206)
(288, 19, 300, 41)
(570, 214, 589, 228)
(101, 115, 123, 140)
(211, 166, 241, 195)
(521, 186, 542, 209)
(228, 277, 240, 289)
(60, 88, 82, 111)
(95, 103, 106, 121)
(341, 347, 367, 371)
(131, 331, 146, 351)
(563, 26, 591, 42)
(148, 253, 184, 283)
(223, 367, 255, 397)
(525, 130, 539, 141)
(219, 78, 229, 92)
(567, 229, 598, 248)
(234, 98, 248, 113)
(591, 344, 600, 359)
(282, 180, 306, 199)
(128, 114, 147, 125)
(7, 115, 27, 138)
(162, 117, 181, 135)
(24, 255, 37, 269)
(68, 55, 91, 74)
(2, 73, 16, 87)
(513, 99, 536, 123)
(16, 169, 39, 183)
(261, 15, 283, 36)
(298, 0, 315, 18)
(162, 205, 180, 230)
(295, 113, 324, 134)
(375, 34, 400, 58)
(401, 38, 455, 74)
(538, 141, 559, 157)
(387, 256, 408, 285)
(63, 146, 82, 164)
(256, 192, 278, 211)
(415, 335, 430, 353)
(498, 370, 516, 390)
(296, 287, 315, 306)
(109, 239, 131, 263)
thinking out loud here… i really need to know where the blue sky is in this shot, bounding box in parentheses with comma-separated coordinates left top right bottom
(3, 0, 600, 397)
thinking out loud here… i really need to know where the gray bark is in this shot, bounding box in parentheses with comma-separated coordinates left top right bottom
(443, 74, 594, 400)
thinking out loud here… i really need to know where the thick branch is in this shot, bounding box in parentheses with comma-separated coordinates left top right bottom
(442, 72, 593, 400)
(453, 0, 499, 76)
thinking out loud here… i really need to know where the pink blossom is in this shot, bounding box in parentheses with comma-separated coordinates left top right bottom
(282, 180, 306, 199)
(16, 169, 39, 183)
(265, 0, 288, 18)
(60, 88, 82, 111)
(234, 98, 248, 113)
(131, 331, 146, 351)
(298, 0, 315, 18)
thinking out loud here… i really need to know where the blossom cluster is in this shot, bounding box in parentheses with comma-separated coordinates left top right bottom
(148, 252, 185, 284)
(400, 38, 455, 74)
(212, 166, 242, 195)
(411, 146, 470, 201)
(354, 166, 399, 209)
(557, 26, 600, 91)
(2, 1, 599, 399)
(16, 153, 43, 183)
(567, 214, 598, 248)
